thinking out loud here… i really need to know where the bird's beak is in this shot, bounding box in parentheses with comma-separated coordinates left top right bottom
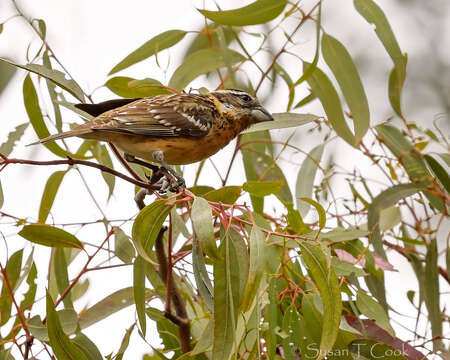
(251, 106, 274, 123)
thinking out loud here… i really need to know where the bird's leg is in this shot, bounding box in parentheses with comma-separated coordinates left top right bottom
(152, 150, 186, 191)
(124, 153, 166, 185)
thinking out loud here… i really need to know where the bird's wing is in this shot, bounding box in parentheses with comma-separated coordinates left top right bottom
(90, 95, 216, 137)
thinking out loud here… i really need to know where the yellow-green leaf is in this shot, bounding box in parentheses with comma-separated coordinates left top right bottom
(303, 62, 355, 147)
(199, 0, 287, 26)
(322, 33, 370, 143)
(109, 30, 187, 75)
(169, 48, 245, 90)
(38, 170, 66, 223)
(19, 224, 84, 249)
(105, 77, 171, 98)
(191, 197, 220, 259)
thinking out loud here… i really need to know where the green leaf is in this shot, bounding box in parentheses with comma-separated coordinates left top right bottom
(376, 124, 444, 211)
(0, 59, 16, 95)
(23, 75, 73, 158)
(115, 324, 135, 360)
(105, 77, 171, 98)
(19, 224, 83, 249)
(131, 200, 172, 263)
(425, 154, 450, 194)
(191, 197, 220, 259)
(133, 256, 146, 335)
(331, 257, 366, 277)
(38, 170, 66, 223)
(303, 62, 355, 146)
(0, 180, 3, 209)
(192, 231, 214, 312)
(424, 238, 442, 351)
(109, 30, 187, 75)
(78, 287, 136, 329)
(203, 186, 242, 204)
(184, 24, 235, 59)
(354, 0, 406, 86)
(43, 51, 63, 132)
(356, 291, 394, 336)
(0, 250, 23, 325)
(287, 203, 311, 234)
(169, 48, 245, 90)
(72, 332, 103, 360)
(191, 319, 213, 355)
(243, 180, 284, 197)
(299, 242, 342, 357)
(379, 206, 401, 231)
(241, 226, 265, 311)
(0, 123, 29, 157)
(54, 248, 73, 309)
(212, 234, 241, 360)
(93, 144, 115, 199)
(321, 33, 370, 143)
(46, 292, 88, 360)
(199, 0, 287, 26)
(241, 113, 317, 134)
(114, 228, 135, 264)
(296, 144, 324, 217)
(273, 63, 296, 110)
(388, 65, 404, 117)
(368, 183, 424, 258)
(2, 59, 85, 102)
(28, 309, 78, 342)
(299, 197, 326, 231)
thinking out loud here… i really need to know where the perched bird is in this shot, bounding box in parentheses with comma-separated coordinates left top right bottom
(37, 89, 273, 187)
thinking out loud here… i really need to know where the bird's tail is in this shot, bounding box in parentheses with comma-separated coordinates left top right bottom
(28, 128, 90, 146)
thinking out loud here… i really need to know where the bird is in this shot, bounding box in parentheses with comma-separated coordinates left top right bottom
(36, 89, 274, 189)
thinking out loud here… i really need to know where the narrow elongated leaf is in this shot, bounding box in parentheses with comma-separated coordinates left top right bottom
(78, 287, 136, 329)
(72, 332, 103, 360)
(424, 238, 442, 351)
(0, 59, 16, 94)
(425, 154, 450, 193)
(241, 113, 317, 134)
(199, 0, 287, 26)
(131, 200, 172, 263)
(376, 125, 445, 211)
(0, 180, 3, 209)
(212, 234, 241, 360)
(299, 197, 326, 231)
(169, 48, 245, 90)
(356, 291, 394, 336)
(38, 170, 66, 223)
(23, 75, 73, 158)
(19, 224, 83, 249)
(2, 59, 85, 101)
(203, 186, 242, 204)
(0, 250, 23, 325)
(296, 144, 324, 217)
(243, 180, 284, 197)
(241, 226, 265, 311)
(354, 0, 406, 85)
(46, 292, 88, 360)
(109, 30, 187, 75)
(105, 77, 171, 98)
(303, 62, 355, 146)
(322, 33, 370, 143)
(93, 144, 115, 199)
(115, 324, 135, 360)
(0, 123, 28, 157)
(133, 256, 146, 335)
(114, 228, 135, 264)
(192, 232, 214, 312)
(43, 52, 63, 131)
(29, 309, 78, 342)
(54, 248, 73, 309)
(368, 183, 424, 258)
(299, 242, 342, 356)
(349, 339, 407, 360)
(191, 197, 220, 259)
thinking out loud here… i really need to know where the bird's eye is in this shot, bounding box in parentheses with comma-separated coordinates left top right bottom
(240, 94, 251, 102)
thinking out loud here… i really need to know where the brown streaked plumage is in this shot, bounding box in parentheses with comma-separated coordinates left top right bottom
(37, 89, 273, 166)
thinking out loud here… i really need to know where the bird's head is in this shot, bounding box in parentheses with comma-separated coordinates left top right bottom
(209, 89, 273, 126)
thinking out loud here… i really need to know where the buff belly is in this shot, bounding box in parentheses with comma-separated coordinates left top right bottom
(102, 132, 236, 165)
